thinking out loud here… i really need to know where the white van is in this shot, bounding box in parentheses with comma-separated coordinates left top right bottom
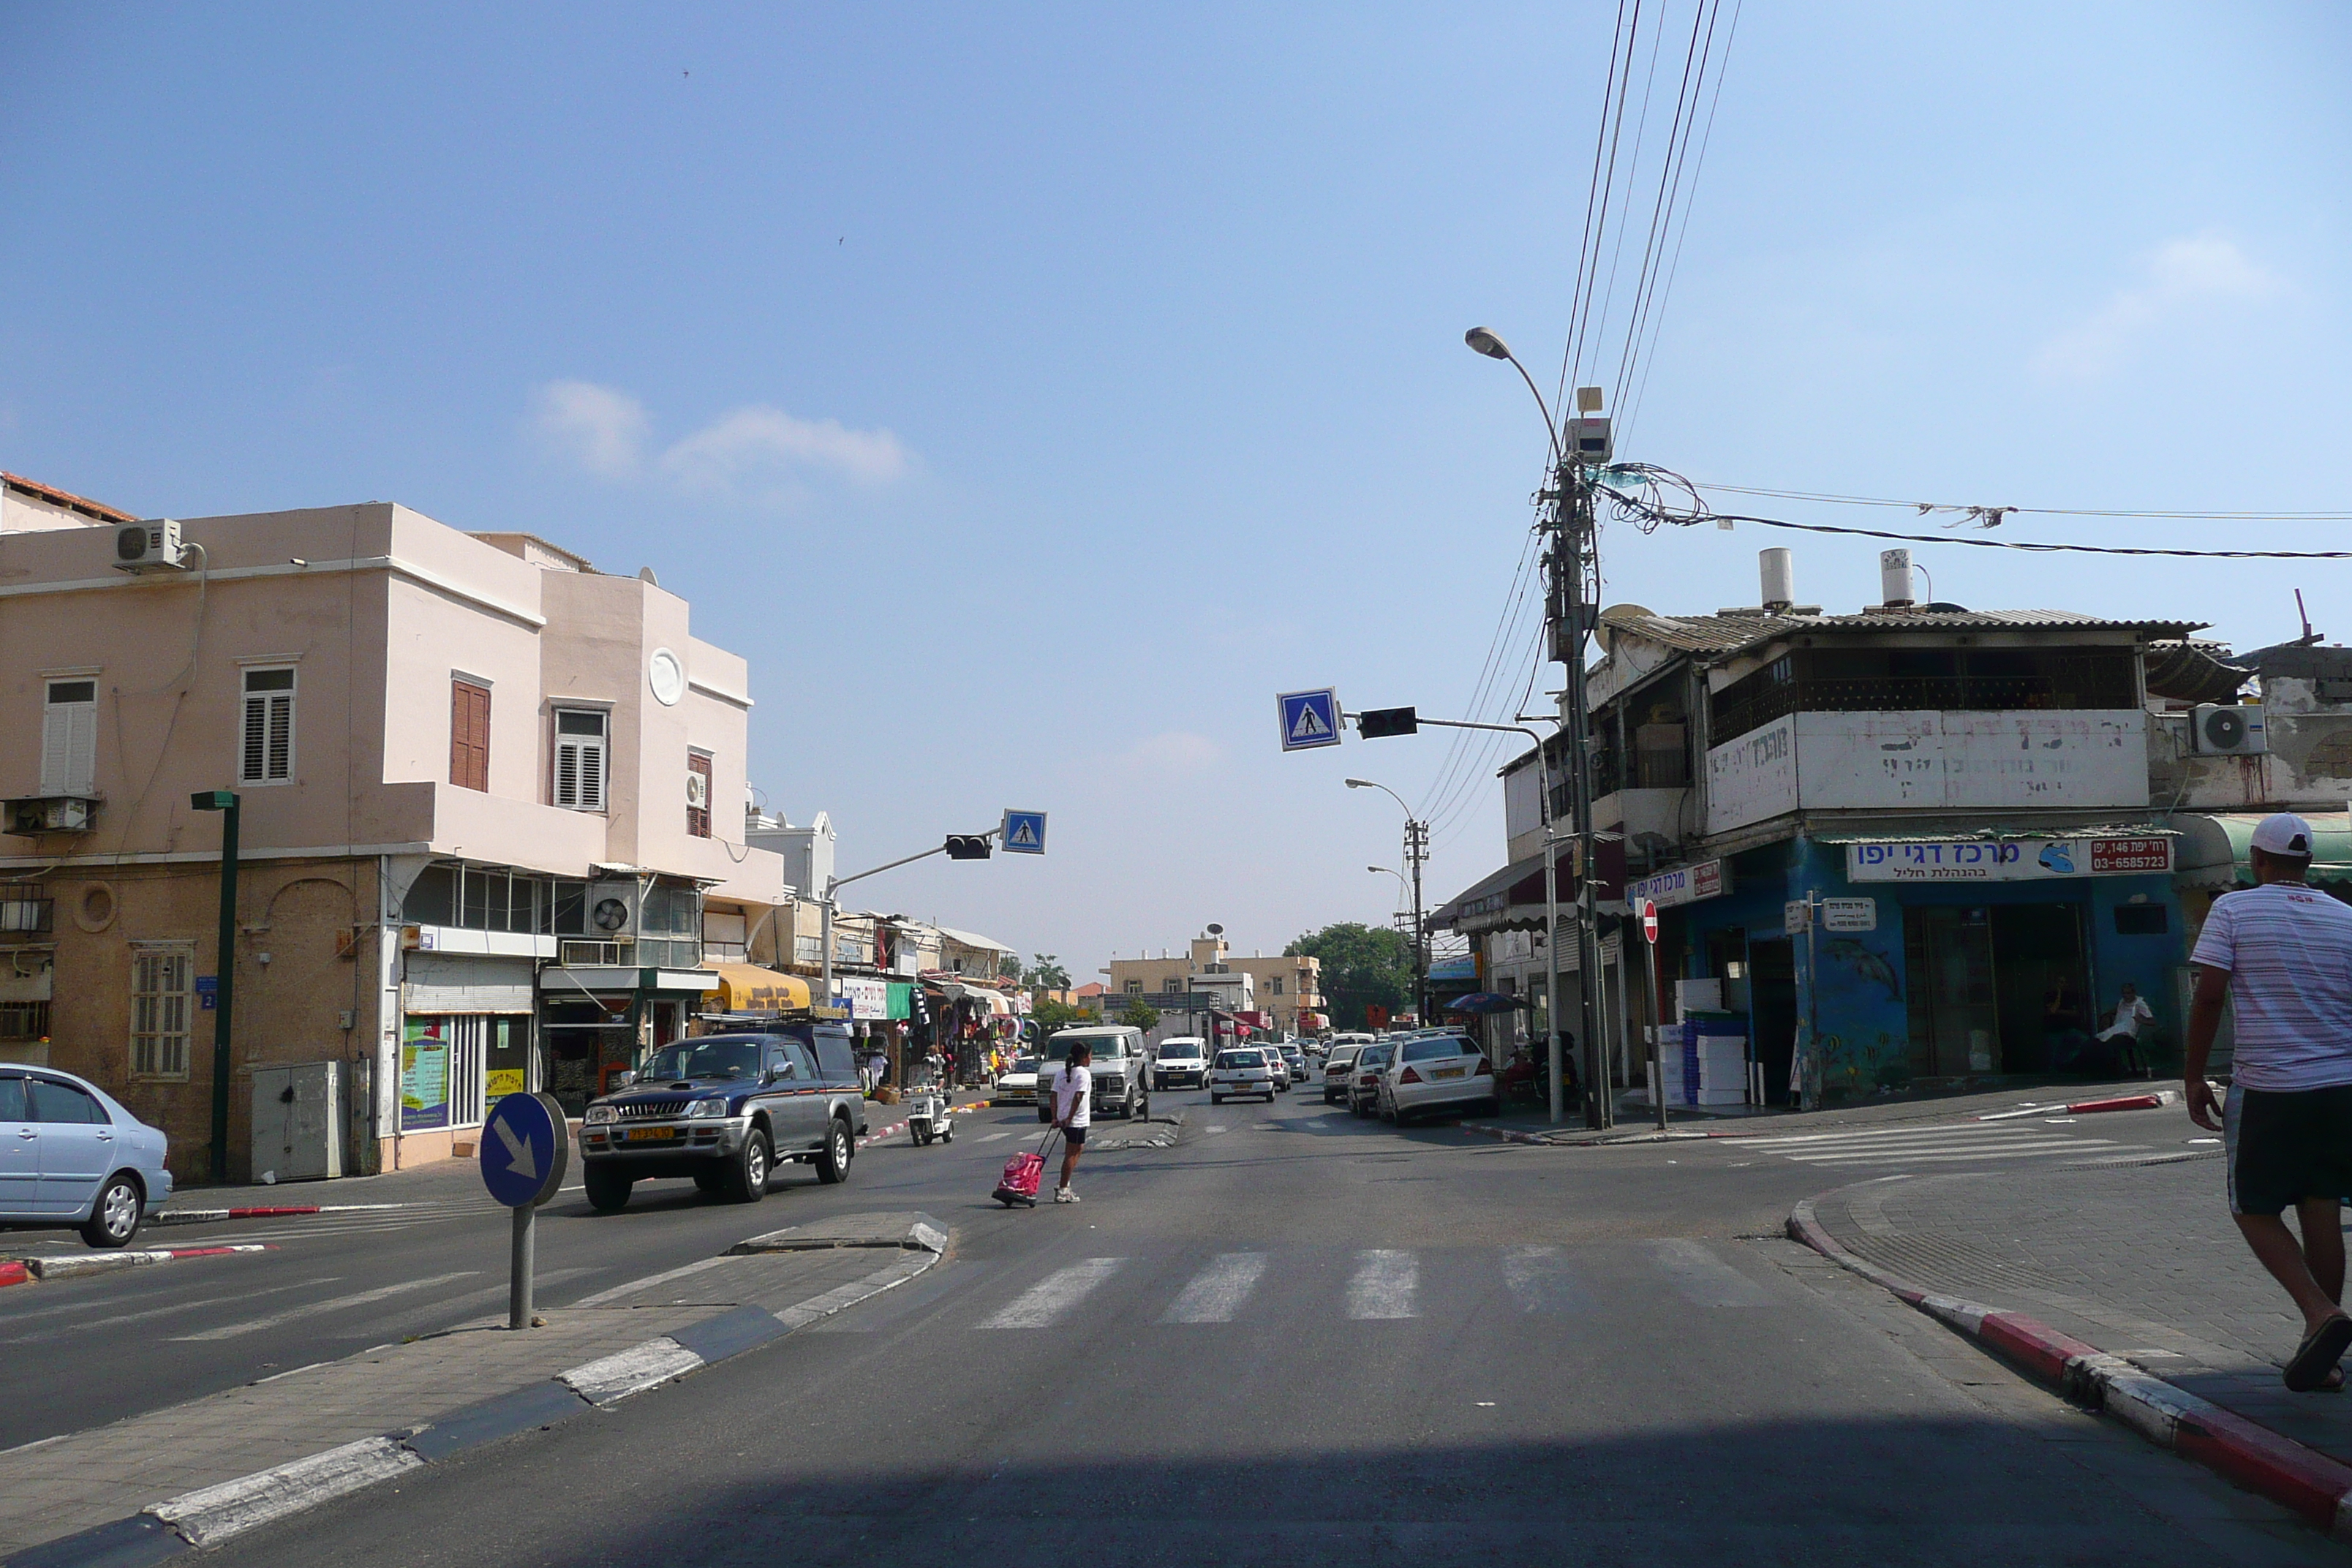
(1153, 1036, 1209, 1090)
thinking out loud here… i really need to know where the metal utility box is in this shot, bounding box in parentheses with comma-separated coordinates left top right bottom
(250, 1061, 347, 1182)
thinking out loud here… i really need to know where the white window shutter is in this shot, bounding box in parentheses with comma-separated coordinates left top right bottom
(241, 695, 268, 783)
(581, 740, 606, 810)
(39, 706, 70, 794)
(265, 692, 293, 780)
(555, 742, 581, 807)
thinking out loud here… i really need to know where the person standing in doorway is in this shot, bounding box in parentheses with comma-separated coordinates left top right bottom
(1048, 1039, 1092, 1204)
(2186, 813, 2352, 1392)
(2097, 981, 2156, 1077)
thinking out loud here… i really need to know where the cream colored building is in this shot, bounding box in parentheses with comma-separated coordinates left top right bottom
(0, 494, 790, 1180)
(1104, 931, 1324, 1037)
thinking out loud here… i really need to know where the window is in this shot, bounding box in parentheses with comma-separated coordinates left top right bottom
(1270, 976, 1284, 995)
(553, 709, 607, 810)
(687, 751, 713, 839)
(27, 1076, 108, 1123)
(449, 679, 491, 792)
(238, 668, 295, 784)
(130, 946, 194, 1079)
(40, 679, 97, 795)
(1125, 979, 1143, 995)
(0, 1001, 48, 1041)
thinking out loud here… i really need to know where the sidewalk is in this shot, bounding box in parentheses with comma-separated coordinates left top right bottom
(1458, 1074, 2174, 1145)
(1801, 1153, 2352, 1477)
(0, 1212, 945, 1563)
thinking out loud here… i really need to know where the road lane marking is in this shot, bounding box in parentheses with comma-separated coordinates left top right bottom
(169, 1271, 480, 1341)
(976, 1257, 1128, 1329)
(1205, 1125, 1228, 1135)
(1502, 1245, 1591, 1315)
(1158, 1253, 1270, 1324)
(1346, 1249, 1419, 1320)
(1646, 1240, 1765, 1308)
(979, 1131, 1014, 1143)
(1794, 1142, 2132, 1166)
(1, 1277, 344, 1344)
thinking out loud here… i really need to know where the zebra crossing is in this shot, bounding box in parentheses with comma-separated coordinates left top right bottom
(1733, 1117, 2155, 1171)
(923, 1239, 1773, 1335)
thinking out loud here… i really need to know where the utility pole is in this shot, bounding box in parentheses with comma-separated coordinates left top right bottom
(189, 791, 241, 1182)
(1406, 818, 1428, 1024)
(1548, 430, 1610, 1129)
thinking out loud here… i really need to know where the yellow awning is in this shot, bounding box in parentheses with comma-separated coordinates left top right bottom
(704, 964, 812, 1012)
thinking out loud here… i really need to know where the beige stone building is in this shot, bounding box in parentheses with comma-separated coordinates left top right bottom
(1104, 930, 1325, 1037)
(0, 491, 790, 1182)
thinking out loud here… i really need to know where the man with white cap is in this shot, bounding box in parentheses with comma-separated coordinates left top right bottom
(2186, 812, 2352, 1392)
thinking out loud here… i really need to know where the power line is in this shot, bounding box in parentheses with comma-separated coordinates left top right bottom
(1688, 479, 2352, 522)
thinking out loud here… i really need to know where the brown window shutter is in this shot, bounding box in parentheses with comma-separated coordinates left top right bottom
(451, 681, 491, 791)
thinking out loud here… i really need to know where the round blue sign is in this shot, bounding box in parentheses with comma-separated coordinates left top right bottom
(479, 1091, 568, 1208)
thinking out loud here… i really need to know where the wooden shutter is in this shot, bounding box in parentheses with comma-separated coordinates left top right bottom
(687, 753, 712, 838)
(449, 681, 491, 791)
(40, 690, 95, 795)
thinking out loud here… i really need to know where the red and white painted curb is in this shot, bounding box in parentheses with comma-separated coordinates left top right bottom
(4, 1244, 271, 1284)
(1790, 1193, 2352, 1539)
(1977, 1088, 2179, 1121)
(152, 1202, 411, 1226)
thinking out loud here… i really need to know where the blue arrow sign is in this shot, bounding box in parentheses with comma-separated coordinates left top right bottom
(1278, 688, 1342, 752)
(1001, 810, 1047, 855)
(480, 1091, 568, 1208)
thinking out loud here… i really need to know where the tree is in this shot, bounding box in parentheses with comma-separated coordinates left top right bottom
(1033, 997, 1091, 1032)
(1285, 922, 1411, 1030)
(1117, 998, 1161, 1034)
(1023, 953, 1071, 990)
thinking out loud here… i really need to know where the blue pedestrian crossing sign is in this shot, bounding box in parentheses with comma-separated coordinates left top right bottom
(1000, 810, 1047, 855)
(479, 1091, 568, 1209)
(1278, 688, 1343, 752)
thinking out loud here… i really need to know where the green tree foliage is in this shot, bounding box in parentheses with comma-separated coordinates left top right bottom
(1117, 998, 1162, 1034)
(1023, 954, 1072, 989)
(1285, 922, 1411, 1030)
(1033, 997, 1092, 1032)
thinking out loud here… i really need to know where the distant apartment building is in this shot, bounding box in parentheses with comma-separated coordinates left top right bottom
(0, 495, 789, 1180)
(1104, 930, 1324, 1037)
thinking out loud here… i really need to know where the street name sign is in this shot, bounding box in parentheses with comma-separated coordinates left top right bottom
(1001, 810, 1047, 855)
(1821, 897, 1878, 933)
(1278, 689, 1342, 751)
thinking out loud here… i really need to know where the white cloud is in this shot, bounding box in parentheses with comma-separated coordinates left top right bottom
(660, 406, 911, 493)
(530, 380, 648, 478)
(2035, 233, 2278, 379)
(1115, 732, 1224, 773)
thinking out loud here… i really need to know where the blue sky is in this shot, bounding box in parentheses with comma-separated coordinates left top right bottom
(6, 2, 2348, 974)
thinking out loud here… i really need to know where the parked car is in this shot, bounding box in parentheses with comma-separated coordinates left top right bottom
(0, 1065, 173, 1248)
(1153, 1037, 1209, 1091)
(579, 1025, 868, 1212)
(1348, 1041, 1396, 1117)
(1209, 1047, 1279, 1104)
(1376, 1033, 1498, 1125)
(1036, 1026, 1150, 1121)
(1278, 1044, 1308, 1088)
(1321, 1044, 1362, 1105)
(994, 1055, 1042, 1105)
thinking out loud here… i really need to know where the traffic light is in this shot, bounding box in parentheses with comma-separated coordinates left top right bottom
(1357, 706, 1419, 738)
(944, 834, 992, 859)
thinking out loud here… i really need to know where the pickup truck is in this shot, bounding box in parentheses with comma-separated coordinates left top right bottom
(579, 1025, 868, 1212)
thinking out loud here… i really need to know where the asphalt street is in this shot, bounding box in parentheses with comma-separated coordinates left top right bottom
(28, 1082, 2319, 1567)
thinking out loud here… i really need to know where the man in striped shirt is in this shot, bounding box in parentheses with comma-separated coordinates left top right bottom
(2186, 813, 2352, 1392)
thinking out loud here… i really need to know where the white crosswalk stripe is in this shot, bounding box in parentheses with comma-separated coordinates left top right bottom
(1346, 1249, 1420, 1320)
(1735, 1120, 2145, 1169)
(1158, 1253, 1269, 1324)
(976, 1257, 1128, 1329)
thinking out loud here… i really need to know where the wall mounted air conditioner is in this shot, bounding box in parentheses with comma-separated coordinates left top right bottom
(2192, 703, 2267, 755)
(4, 796, 96, 835)
(685, 770, 710, 810)
(559, 938, 622, 966)
(114, 519, 187, 573)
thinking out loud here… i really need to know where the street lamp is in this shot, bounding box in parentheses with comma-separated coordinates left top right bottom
(1346, 780, 1427, 1026)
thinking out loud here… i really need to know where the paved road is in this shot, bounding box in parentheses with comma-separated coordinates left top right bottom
(115, 1086, 2329, 1567)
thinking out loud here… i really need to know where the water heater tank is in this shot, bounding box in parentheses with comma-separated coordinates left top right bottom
(1880, 548, 1914, 608)
(1759, 548, 1795, 610)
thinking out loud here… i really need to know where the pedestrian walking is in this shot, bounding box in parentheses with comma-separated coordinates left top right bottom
(2185, 813, 2352, 1392)
(1047, 1040, 1092, 1204)
(2095, 980, 2155, 1077)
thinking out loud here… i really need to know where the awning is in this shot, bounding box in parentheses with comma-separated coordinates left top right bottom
(1431, 837, 1627, 935)
(703, 964, 812, 1012)
(2175, 813, 2352, 890)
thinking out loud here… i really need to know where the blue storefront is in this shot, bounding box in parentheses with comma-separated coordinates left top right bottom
(1656, 827, 2183, 1106)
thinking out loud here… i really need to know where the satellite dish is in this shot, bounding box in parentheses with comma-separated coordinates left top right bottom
(1207, 923, 1224, 935)
(1594, 604, 1654, 655)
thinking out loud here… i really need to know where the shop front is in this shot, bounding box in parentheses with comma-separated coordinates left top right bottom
(537, 964, 722, 1117)
(1667, 827, 2183, 1105)
(397, 951, 536, 1164)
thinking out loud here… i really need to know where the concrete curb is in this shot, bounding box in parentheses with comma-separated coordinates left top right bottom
(5, 1245, 270, 1282)
(5, 1229, 949, 1567)
(1788, 1191, 2352, 1538)
(151, 1203, 412, 1227)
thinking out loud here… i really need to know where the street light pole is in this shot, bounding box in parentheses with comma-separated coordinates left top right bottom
(189, 791, 240, 1181)
(1345, 779, 1428, 1025)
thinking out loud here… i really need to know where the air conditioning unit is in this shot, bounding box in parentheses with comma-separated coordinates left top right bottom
(586, 881, 641, 940)
(2192, 703, 2268, 755)
(685, 770, 710, 810)
(559, 939, 622, 966)
(4, 796, 96, 836)
(114, 519, 187, 573)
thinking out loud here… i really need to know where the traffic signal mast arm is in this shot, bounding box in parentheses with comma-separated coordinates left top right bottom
(818, 828, 1003, 1000)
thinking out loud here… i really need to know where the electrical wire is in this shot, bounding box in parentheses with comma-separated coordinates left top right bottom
(1411, 521, 1545, 821)
(1686, 479, 2352, 522)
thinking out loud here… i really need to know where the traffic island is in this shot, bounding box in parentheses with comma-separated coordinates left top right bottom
(0, 1213, 951, 1565)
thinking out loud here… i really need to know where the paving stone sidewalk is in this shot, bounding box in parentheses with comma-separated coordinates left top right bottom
(1804, 1152, 2352, 1469)
(0, 1219, 941, 1558)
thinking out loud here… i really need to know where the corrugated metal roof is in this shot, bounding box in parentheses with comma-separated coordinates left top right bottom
(1599, 606, 2205, 660)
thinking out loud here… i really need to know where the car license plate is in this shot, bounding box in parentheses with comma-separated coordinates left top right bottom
(625, 1126, 677, 1141)
(1432, 1066, 1465, 1079)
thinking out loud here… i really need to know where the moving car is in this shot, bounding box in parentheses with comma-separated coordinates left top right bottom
(1347, 1041, 1395, 1117)
(1321, 1043, 1362, 1105)
(1262, 1048, 1292, 1090)
(1375, 1033, 1498, 1125)
(579, 1025, 868, 1212)
(1152, 1037, 1209, 1091)
(1035, 1026, 1150, 1121)
(1209, 1047, 1279, 1104)
(0, 1065, 173, 1248)
(1278, 1044, 1308, 1088)
(994, 1055, 1042, 1106)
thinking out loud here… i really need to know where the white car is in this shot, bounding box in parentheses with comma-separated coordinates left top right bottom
(994, 1055, 1041, 1105)
(1321, 1044, 1362, 1105)
(1208, 1047, 1279, 1104)
(1153, 1038, 1209, 1090)
(1375, 1033, 1497, 1124)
